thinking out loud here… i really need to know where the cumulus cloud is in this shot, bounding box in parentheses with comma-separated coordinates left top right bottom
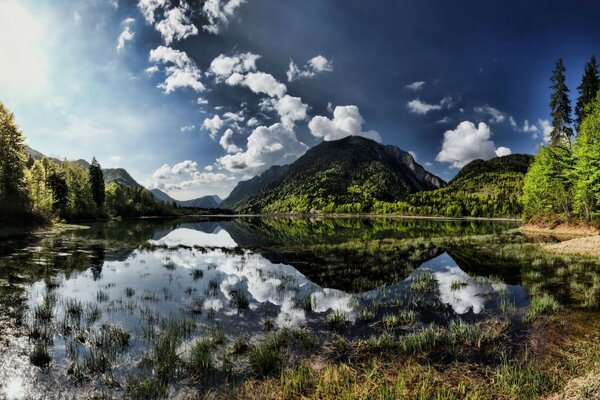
(406, 81, 426, 91)
(149, 160, 234, 194)
(197, 97, 209, 105)
(435, 121, 511, 168)
(202, 115, 224, 139)
(538, 119, 553, 143)
(208, 52, 260, 81)
(308, 105, 381, 142)
(155, 5, 198, 45)
(261, 95, 308, 129)
(116, 25, 134, 51)
(286, 55, 333, 81)
(227, 71, 287, 98)
(218, 123, 308, 175)
(202, 0, 246, 34)
(219, 129, 242, 153)
(149, 46, 205, 93)
(247, 117, 259, 127)
(522, 119, 552, 144)
(138, 0, 168, 24)
(407, 96, 453, 115)
(495, 146, 512, 157)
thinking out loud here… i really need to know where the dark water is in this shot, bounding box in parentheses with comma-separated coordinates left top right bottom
(0, 216, 589, 399)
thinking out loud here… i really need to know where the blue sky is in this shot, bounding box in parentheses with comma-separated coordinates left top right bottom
(1, 0, 599, 199)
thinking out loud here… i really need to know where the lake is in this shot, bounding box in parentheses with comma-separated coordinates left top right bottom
(0, 216, 598, 399)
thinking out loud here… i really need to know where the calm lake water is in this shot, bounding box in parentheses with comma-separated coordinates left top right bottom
(0, 216, 592, 399)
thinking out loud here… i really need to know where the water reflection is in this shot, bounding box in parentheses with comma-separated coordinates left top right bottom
(0, 217, 527, 399)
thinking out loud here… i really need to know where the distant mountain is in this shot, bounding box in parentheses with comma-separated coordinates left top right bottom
(220, 165, 289, 209)
(102, 168, 144, 190)
(222, 135, 446, 213)
(402, 154, 534, 218)
(150, 188, 222, 209)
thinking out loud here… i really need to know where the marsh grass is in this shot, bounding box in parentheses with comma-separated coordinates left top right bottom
(189, 339, 214, 378)
(525, 293, 562, 322)
(326, 310, 349, 333)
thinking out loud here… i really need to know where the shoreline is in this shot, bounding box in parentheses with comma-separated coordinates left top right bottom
(521, 223, 600, 257)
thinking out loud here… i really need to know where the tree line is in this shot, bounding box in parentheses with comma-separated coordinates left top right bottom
(523, 56, 600, 225)
(0, 100, 179, 225)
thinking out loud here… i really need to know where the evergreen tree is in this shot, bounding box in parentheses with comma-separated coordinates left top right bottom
(47, 172, 69, 217)
(89, 157, 105, 208)
(573, 92, 600, 222)
(575, 55, 600, 132)
(549, 59, 574, 144)
(25, 159, 54, 219)
(0, 101, 29, 218)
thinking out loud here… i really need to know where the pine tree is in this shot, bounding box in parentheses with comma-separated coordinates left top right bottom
(575, 55, 600, 132)
(89, 157, 105, 208)
(0, 101, 29, 218)
(549, 59, 574, 144)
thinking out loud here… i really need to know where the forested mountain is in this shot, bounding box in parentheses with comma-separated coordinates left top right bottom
(374, 154, 534, 218)
(150, 188, 222, 209)
(222, 136, 446, 213)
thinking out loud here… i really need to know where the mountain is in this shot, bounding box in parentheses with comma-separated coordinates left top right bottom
(220, 165, 289, 209)
(222, 135, 446, 213)
(397, 154, 534, 218)
(102, 168, 144, 190)
(151, 188, 222, 209)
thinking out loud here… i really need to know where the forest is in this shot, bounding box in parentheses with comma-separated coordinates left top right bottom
(522, 56, 600, 226)
(0, 100, 180, 226)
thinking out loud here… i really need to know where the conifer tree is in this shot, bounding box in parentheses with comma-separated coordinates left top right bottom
(89, 157, 105, 208)
(0, 101, 29, 217)
(575, 55, 600, 132)
(549, 59, 574, 144)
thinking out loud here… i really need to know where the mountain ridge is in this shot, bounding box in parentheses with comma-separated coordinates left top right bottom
(222, 135, 446, 212)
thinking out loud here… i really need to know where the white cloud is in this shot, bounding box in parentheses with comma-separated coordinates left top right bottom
(109, 0, 119, 9)
(117, 25, 135, 51)
(148, 46, 205, 93)
(145, 65, 159, 74)
(474, 106, 507, 124)
(202, 115, 224, 139)
(406, 81, 426, 91)
(208, 52, 260, 81)
(539, 119, 553, 144)
(308, 105, 381, 142)
(202, 0, 246, 34)
(247, 117, 259, 127)
(261, 95, 308, 130)
(495, 146, 512, 157)
(227, 71, 287, 98)
(180, 124, 196, 132)
(218, 123, 308, 175)
(155, 5, 198, 45)
(436, 121, 511, 168)
(150, 160, 235, 196)
(223, 111, 245, 122)
(522, 119, 539, 133)
(219, 129, 242, 153)
(407, 96, 453, 115)
(137, 0, 168, 24)
(286, 55, 333, 81)
(197, 97, 209, 105)
(122, 17, 135, 25)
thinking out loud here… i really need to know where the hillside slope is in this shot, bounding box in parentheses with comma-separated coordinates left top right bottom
(374, 154, 534, 218)
(223, 136, 445, 213)
(151, 189, 222, 209)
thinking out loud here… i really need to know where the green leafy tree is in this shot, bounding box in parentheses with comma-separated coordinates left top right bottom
(573, 92, 600, 222)
(25, 159, 54, 218)
(89, 157, 105, 208)
(0, 101, 29, 218)
(549, 59, 574, 144)
(575, 55, 600, 132)
(522, 146, 573, 223)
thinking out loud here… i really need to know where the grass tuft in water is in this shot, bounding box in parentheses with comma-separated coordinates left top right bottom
(326, 310, 349, 333)
(524, 293, 562, 322)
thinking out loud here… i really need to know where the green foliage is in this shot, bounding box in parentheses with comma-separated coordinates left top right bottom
(0, 101, 29, 219)
(89, 157, 105, 208)
(522, 146, 573, 223)
(374, 155, 533, 218)
(573, 92, 600, 222)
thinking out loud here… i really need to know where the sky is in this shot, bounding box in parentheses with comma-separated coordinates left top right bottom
(1, 0, 600, 200)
